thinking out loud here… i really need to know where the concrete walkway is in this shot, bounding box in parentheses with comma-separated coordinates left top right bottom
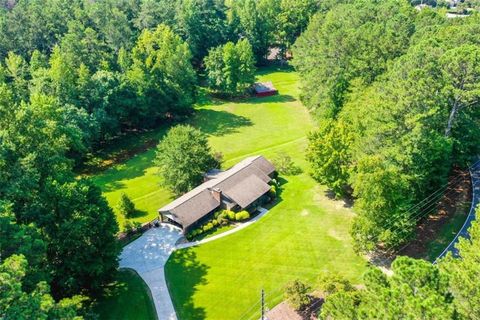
(176, 207, 269, 250)
(435, 159, 480, 262)
(119, 224, 182, 320)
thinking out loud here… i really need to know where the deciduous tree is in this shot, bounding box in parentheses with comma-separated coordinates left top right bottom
(155, 125, 220, 195)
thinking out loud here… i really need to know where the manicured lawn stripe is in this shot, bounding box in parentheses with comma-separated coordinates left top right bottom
(93, 67, 367, 319)
(92, 68, 312, 229)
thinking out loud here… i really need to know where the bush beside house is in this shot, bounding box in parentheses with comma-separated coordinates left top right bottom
(187, 209, 251, 240)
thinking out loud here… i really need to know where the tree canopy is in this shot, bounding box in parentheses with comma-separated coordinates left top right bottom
(296, 0, 480, 253)
(155, 125, 221, 195)
(204, 39, 256, 96)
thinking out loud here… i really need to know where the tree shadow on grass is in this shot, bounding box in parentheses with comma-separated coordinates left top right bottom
(127, 209, 149, 219)
(192, 109, 253, 137)
(241, 94, 297, 105)
(98, 150, 157, 193)
(165, 249, 209, 320)
(323, 189, 354, 208)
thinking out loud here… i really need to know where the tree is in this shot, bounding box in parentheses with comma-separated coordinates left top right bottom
(307, 119, 352, 197)
(441, 45, 480, 137)
(42, 179, 120, 297)
(0, 254, 85, 320)
(175, 0, 230, 64)
(276, 0, 320, 55)
(440, 216, 480, 318)
(117, 193, 136, 218)
(272, 153, 301, 176)
(134, 0, 177, 30)
(320, 257, 454, 319)
(204, 39, 255, 96)
(350, 155, 416, 253)
(228, 0, 279, 63)
(155, 125, 220, 195)
(292, 0, 415, 118)
(284, 279, 310, 311)
(127, 24, 196, 126)
(0, 202, 47, 292)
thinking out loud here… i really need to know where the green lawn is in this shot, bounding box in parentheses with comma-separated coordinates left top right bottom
(94, 269, 157, 320)
(165, 160, 367, 320)
(92, 67, 313, 229)
(93, 67, 367, 319)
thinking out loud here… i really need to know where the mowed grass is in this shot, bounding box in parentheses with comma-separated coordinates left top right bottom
(94, 269, 157, 320)
(165, 146, 367, 320)
(93, 66, 367, 320)
(162, 69, 367, 319)
(92, 67, 313, 229)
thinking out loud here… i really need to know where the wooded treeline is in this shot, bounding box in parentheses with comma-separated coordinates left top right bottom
(0, 0, 321, 318)
(317, 215, 480, 319)
(293, 0, 480, 253)
(0, 0, 322, 164)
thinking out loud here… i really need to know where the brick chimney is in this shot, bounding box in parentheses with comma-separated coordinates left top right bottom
(211, 187, 222, 202)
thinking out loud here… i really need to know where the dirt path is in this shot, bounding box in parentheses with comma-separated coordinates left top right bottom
(435, 160, 480, 261)
(399, 167, 471, 260)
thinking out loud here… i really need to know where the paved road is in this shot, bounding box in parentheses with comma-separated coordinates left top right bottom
(119, 224, 182, 320)
(435, 159, 480, 262)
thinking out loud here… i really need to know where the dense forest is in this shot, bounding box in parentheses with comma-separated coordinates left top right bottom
(0, 0, 321, 318)
(293, 1, 480, 253)
(1, 0, 480, 319)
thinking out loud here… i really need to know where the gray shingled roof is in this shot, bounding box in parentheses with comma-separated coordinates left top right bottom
(159, 155, 275, 229)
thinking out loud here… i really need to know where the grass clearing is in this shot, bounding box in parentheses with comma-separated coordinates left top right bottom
(94, 269, 156, 320)
(92, 67, 313, 229)
(93, 66, 367, 319)
(165, 145, 367, 320)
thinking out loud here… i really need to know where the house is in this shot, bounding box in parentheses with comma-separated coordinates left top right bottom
(158, 155, 276, 233)
(253, 82, 278, 97)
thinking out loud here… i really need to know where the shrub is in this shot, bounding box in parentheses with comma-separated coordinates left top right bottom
(117, 193, 136, 218)
(269, 185, 277, 198)
(203, 222, 213, 232)
(217, 210, 227, 219)
(284, 279, 311, 311)
(217, 216, 228, 225)
(214, 210, 221, 219)
(123, 220, 134, 234)
(235, 210, 250, 221)
(226, 210, 236, 220)
(212, 219, 219, 227)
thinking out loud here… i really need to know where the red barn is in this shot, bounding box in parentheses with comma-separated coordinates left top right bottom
(253, 82, 278, 97)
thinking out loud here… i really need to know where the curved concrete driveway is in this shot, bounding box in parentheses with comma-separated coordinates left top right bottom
(119, 208, 269, 319)
(120, 224, 182, 320)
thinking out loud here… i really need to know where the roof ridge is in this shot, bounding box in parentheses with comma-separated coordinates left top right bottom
(159, 155, 268, 211)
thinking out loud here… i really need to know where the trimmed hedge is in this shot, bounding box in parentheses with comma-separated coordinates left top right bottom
(186, 208, 254, 240)
(235, 210, 250, 221)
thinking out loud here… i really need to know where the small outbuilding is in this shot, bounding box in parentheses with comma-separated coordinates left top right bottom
(253, 82, 278, 97)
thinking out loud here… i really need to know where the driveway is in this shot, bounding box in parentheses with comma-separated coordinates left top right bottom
(119, 208, 269, 319)
(119, 224, 182, 320)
